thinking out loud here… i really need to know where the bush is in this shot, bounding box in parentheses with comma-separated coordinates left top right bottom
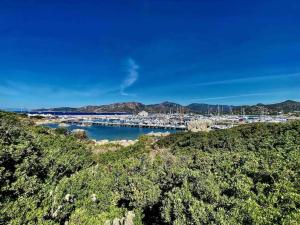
(1, 111, 300, 224)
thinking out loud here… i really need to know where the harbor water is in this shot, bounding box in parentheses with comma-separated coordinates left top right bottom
(45, 123, 178, 140)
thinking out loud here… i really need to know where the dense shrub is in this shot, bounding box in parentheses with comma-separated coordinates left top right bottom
(1, 111, 299, 224)
(0, 112, 93, 224)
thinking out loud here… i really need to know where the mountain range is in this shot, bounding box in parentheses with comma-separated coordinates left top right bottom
(34, 100, 300, 115)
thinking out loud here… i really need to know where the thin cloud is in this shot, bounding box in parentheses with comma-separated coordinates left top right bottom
(0, 81, 32, 96)
(192, 91, 290, 102)
(190, 73, 300, 87)
(0, 84, 19, 96)
(0, 80, 115, 98)
(194, 93, 271, 101)
(120, 58, 139, 96)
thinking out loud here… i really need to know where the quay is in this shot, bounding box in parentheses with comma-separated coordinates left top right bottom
(66, 120, 187, 130)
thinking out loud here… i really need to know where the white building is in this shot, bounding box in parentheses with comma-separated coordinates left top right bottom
(138, 111, 149, 117)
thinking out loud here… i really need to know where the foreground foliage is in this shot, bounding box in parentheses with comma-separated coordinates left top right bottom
(0, 112, 299, 224)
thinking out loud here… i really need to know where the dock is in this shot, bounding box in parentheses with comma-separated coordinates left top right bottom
(66, 120, 187, 130)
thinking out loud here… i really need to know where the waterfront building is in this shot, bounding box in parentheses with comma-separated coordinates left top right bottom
(138, 111, 149, 117)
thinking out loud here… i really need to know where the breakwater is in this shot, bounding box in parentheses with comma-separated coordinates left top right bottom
(66, 120, 186, 130)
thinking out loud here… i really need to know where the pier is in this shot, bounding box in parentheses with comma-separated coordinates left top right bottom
(67, 120, 187, 130)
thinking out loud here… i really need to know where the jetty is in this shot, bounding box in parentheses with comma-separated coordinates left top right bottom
(66, 120, 187, 130)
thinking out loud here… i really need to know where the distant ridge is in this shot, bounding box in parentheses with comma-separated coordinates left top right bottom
(34, 100, 300, 115)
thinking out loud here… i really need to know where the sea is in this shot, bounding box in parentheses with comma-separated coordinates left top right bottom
(45, 123, 178, 141)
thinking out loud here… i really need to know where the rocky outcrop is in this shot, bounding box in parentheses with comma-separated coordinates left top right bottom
(95, 139, 137, 147)
(72, 129, 88, 139)
(105, 211, 135, 225)
(187, 119, 213, 132)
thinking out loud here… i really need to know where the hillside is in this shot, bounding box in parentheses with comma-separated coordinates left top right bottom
(79, 102, 146, 113)
(231, 100, 300, 115)
(186, 103, 232, 114)
(34, 100, 300, 115)
(1, 112, 300, 224)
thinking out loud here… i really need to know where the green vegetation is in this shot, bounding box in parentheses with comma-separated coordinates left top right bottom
(1, 111, 299, 224)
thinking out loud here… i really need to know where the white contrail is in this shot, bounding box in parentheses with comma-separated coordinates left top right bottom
(120, 58, 139, 96)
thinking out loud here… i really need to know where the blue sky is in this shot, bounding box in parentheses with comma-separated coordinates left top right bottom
(0, 0, 300, 108)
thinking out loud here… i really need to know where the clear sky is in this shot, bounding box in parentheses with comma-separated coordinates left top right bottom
(0, 0, 300, 108)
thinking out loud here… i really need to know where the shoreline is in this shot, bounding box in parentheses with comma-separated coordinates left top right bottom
(40, 122, 173, 146)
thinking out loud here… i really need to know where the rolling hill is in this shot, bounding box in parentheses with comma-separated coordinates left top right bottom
(34, 100, 300, 115)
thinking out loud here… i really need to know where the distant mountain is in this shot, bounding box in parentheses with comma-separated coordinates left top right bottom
(146, 101, 184, 114)
(267, 100, 300, 113)
(186, 103, 233, 114)
(186, 100, 300, 114)
(35, 102, 146, 114)
(35, 102, 184, 114)
(232, 100, 300, 115)
(33, 100, 300, 115)
(79, 102, 145, 113)
(35, 107, 78, 112)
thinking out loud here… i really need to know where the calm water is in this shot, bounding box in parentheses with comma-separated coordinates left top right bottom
(45, 124, 177, 140)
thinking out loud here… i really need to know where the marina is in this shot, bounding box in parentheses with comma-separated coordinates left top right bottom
(30, 111, 294, 133)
